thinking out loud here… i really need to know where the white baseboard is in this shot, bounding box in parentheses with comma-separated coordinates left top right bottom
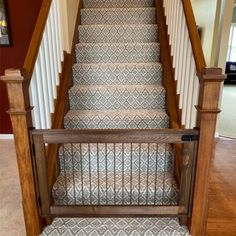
(0, 134, 14, 140)
(215, 132, 220, 138)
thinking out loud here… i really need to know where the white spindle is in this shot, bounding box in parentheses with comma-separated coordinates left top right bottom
(42, 30, 54, 113)
(29, 71, 41, 129)
(163, 0, 200, 128)
(29, 0, 64, 129)
(55, 0, 64, 61)
(52, 0, 61, 74)
(39, 48, 51, 128)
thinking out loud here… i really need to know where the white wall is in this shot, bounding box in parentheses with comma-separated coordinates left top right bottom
(191, 0, 218, 66)
(59, 0, 80, 53)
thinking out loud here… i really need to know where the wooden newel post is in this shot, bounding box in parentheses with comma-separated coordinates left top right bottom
(1, 69, 41, 236)
(191, 68, 226, 236)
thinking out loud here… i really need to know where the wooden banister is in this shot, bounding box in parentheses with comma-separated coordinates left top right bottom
(191, 68, 226, 236)
(1, 69, 42, 236)
(181, 0, 206, 73)
(23, 0, 52, 78)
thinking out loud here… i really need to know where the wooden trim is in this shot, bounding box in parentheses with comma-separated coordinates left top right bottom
(181, 0, 206, 73)
(22, 0, 52, 78)
(46, 53, 72, 189)
(0, 70, 42, 236)
(33, 129, 199, 144)
(155, 0, 181, 129)
(191, 68, 226, 236)
(33, 134, 51, 216)
(156, 0, 183, 185)
(49, 205, 185, 217)
(46, 1, 82, 190)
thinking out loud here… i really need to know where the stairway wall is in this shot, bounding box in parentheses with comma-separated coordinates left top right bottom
(59, 0, 80, 52)
(0, 0, 43, 134)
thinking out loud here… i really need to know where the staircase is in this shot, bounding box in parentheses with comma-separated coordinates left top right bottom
(1, 0, 226, 235)
(39, 0, 189, 235)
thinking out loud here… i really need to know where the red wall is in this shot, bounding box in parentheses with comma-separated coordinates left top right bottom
(0, 0, 42, 134)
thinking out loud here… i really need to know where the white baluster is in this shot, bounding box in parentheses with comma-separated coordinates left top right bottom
(56, 0, 64, 61)
(35, 59, 46, 129)
(38, 47, 51, 128)
(185, 57, 195, 128)
(42, 29, 54, 113)
(49, 7, 59, 85)
(181, 40, 191, 126)
(29, 70, 41, 129)
(52, 0, 61, 74)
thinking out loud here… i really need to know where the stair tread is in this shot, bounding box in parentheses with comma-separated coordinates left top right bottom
(73, 62, 163, 85)
(64, 109, 169, 129)
(83, 0, 155, 8)
(41, 217, 190, 236)
(78, 24, 158, 43)
(81, 8, 156, 25)
(70, 84, 165, 90)
(69, 84, 166, 110)
(76, 43, 160, 64)
(53, 170, 178, 206)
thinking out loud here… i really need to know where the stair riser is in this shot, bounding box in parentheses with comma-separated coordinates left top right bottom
(83, 0, 155, 8)
(53, 172, 178, 206)
(69, 86, 166, 110)
(64, 112, 169, 129)
(58, 143, 173, 173)
(78, 25, 158, 44)
(76, 43, 160, 64)
(72, 63, 163, 85)
(81, 8, 156, 25)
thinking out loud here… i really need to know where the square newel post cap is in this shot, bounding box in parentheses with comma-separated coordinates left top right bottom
(198, 67, 227, 82)
(1, 69, 24, 83)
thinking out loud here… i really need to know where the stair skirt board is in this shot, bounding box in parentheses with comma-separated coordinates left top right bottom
(41, 218, 190, 236)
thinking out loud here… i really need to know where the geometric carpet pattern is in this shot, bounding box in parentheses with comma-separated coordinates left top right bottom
(41, 218, 190, 236)
(42, 0, 191, 234)
(78, 24, 159, 44)
(76, 43, 160, 64)
(64, 109, 169, 129)
(81, 8, 157, 25)
(68, 85, 166, 110)
(72, 63, 163, 85)
(83, 0, 155, 8)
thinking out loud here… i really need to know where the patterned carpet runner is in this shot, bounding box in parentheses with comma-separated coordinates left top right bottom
(42, 0, 190, 235)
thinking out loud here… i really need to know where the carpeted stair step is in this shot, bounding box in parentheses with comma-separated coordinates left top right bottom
(83, 0, 155, 8)
(64, 109, 169, 129)
(53, 170, 178, 205)
(81, 8, 156, 25)
(72, 63, 163, 85)
(78, 24, 158, 43)
(41, 218, 190, 236)
(68, 85, 166, 110)
(76, 43, 160, 64)
(57, 143, 174, 173)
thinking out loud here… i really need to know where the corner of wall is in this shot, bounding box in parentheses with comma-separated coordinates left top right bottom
(59, 0, 80, 53)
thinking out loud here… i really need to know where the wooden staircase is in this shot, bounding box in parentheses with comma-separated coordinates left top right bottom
(1, 0, 225, 235)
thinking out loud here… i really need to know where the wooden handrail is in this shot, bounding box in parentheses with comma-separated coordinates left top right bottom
(22, 0, 52, 79)
(181, 0, 206, 72)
